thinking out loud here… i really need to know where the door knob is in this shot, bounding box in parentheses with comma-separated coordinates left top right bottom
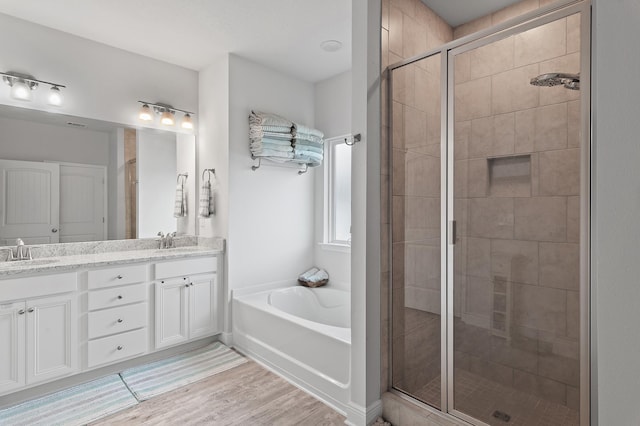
(117, 318, 123, 323)
(51, 228, 58, 233)
(117, 345, 123, 350)
(27, 308, 34, 313)
(18, 309, 25, 315)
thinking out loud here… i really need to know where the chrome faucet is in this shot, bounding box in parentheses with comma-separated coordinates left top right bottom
(166, 232, 177, 249)
(8, 238, 32, 261)
(157, 232, 177, 249)
(157, 232, 166, 249)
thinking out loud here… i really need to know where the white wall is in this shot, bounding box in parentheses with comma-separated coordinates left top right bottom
(227, 54, 316, 293)
(314, 71, 352, 288)
(592, 1, 640, 424)
(0, 13, 197, 132)
(176, 133, 196, 235)
(0, 116, 109, 165)
(352, 0, 382, 422)
(198, 55, 230, 240)
(137, 130, 177, 238)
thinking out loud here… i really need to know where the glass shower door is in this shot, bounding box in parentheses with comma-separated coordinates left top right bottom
(390, 53, 443, 409)
(450, 13, 582, 425)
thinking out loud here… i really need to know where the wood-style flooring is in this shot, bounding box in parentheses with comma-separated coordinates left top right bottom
(91, 360, 345, 425)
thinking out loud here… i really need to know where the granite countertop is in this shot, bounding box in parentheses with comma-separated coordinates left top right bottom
(0, 244, 223, 278)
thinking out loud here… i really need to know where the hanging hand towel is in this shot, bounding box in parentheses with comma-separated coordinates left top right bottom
(199, 181, 212, 217)
(174, 183, 186, 217)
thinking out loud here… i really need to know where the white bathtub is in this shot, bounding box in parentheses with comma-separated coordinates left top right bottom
(232, 285, 351, 415)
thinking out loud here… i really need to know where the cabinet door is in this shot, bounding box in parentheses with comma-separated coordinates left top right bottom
(189, 274, 218, 339)
(26, 294, 78, 385)
(155, 279, 189, 349)
(0, 302, 25, 394)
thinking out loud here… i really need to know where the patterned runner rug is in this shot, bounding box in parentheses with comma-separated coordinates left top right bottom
(120, 342, 247, 401)
(0, 374, 138, 426)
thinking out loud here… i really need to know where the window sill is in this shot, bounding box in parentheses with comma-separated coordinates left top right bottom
(318, 242, 351, 253)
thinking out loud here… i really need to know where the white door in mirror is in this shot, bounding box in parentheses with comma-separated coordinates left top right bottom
(0, 160, 60, 245)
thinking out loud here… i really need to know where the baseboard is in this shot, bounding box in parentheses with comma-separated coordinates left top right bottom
(219, 331, 233, 346)
(344, 400, 382, 426)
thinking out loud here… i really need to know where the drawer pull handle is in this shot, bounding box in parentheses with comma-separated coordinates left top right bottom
(117, 295, 123, 300)
(117, 345, 123, 351)
(27, 308, 34, 313)
(117, 275, 123, 279)
(18, 309, 25, 315)
(117, 318, 123, 323)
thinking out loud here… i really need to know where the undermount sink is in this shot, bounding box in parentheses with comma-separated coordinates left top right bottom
(0, 258, 60, 267)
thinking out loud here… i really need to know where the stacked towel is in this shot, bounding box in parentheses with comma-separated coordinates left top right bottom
(174, 183, 186, 217)
(292, 122, 325, 167)
(249, 111, 294, 159)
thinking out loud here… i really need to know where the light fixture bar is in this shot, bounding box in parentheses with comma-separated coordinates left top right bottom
(137, 100, 194, 116)
(0, 71, 66, 88)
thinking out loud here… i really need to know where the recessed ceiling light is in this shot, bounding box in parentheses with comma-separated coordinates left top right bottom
(320, 40, 343, 52)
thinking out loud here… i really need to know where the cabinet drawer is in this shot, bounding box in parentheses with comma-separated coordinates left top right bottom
(87, 328, 147, 368)
(88, 303, 147, 339)
(88, 264, 147, 289)
(88, 283, 146, 311)
(155, 257, 216, 279)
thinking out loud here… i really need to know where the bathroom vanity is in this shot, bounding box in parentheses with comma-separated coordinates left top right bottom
(0, 241, 223, 399)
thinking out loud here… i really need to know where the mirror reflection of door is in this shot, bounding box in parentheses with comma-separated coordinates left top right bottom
(58, 163, 106, 243)
(0, 159, 60, 245)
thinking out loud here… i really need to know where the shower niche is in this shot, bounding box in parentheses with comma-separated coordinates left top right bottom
(387, 2, 589, 425)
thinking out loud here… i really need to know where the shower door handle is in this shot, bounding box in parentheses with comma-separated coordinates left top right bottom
(449, 220, 457, 245)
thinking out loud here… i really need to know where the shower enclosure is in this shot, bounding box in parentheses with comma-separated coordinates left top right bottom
(387, 1, 590, 425)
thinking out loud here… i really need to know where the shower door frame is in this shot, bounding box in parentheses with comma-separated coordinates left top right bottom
(387, 1, 592, 424)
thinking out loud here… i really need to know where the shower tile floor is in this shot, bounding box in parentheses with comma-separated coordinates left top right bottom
(415, 371, 579, 426)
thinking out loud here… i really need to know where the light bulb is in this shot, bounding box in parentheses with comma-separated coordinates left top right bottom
(138, 104, 153, 121)
(10, 80, 32, 101)
(181, 113, 193, 129)
(160, 109, 175, 126)
(48, 86, 64, 106)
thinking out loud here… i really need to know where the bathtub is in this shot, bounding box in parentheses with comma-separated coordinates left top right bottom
(232, 285, 351, 415)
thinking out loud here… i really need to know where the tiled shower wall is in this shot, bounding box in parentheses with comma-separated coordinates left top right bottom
(381, 0, 582, 409)
(453, 12, 581, 409)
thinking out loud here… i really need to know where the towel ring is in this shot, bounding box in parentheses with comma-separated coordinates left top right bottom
(177, 173, 188, 184)
(202, 168, 215, 182)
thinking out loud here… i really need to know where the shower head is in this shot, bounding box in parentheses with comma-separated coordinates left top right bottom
(530, 72, 580, 90)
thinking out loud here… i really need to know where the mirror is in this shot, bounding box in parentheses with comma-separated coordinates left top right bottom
(0, 105, 196, 245)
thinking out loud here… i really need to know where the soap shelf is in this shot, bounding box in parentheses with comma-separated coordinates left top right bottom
(251, 156, 310, 175)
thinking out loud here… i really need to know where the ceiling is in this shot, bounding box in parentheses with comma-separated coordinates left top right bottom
(421, 0, 523, 27)
(0, 0, 351, 83)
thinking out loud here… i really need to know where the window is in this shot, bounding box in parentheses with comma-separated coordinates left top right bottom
(324, 136, 351, 246)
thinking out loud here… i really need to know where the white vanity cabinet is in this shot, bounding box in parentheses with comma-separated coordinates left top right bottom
(155, 257, 219, 349)
(86, 264, 149, 368)
(0, 273, 78, 395)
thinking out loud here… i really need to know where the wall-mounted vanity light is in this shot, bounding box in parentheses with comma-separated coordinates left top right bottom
(137, 101, 195, 130)
(1, 71, 66, 106)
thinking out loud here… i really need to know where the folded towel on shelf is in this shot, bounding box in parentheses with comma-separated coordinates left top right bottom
(294, 149, 324, 163)
(253, 149, 295, 159)
(253, 137, 294, 147)
(250, 143, 293, 154)
(293, 138, 323, 148)
(292, 123, 324, 139)
(249, 131, 293, 141)
(250, 111, 293, 128)
(292, 143, 323, 154)
(257, 125, 293, 133)
(199, 181, 213, 217)
(174, 183, 186, 218)
(293, 132, 323, 143)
